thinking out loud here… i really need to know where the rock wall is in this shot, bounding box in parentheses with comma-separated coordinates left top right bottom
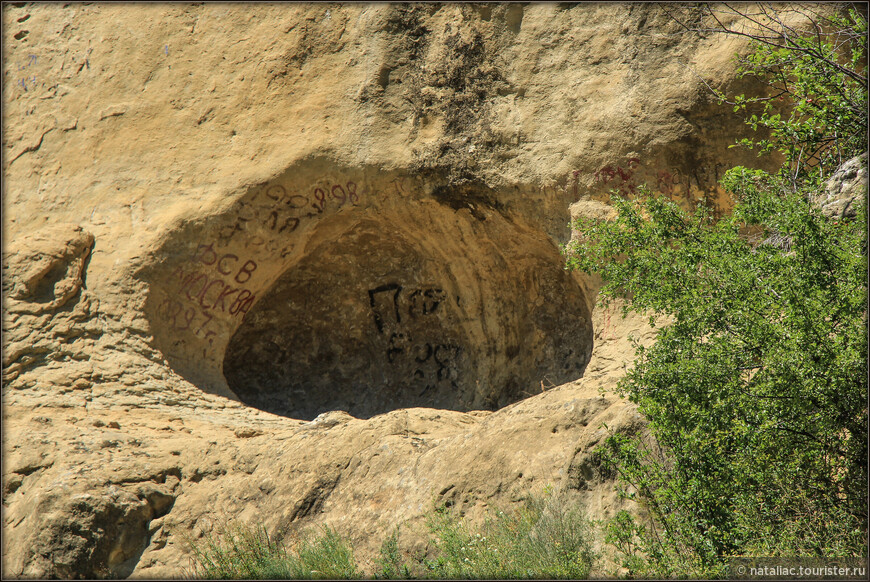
(3, 3, 771, 578)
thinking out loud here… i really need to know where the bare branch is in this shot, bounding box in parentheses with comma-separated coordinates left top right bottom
(685, 3, 868, 84)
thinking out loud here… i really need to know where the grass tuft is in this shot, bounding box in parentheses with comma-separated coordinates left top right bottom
(421, 490, 598, 579)
(185, 490, 597, 579)
(186, 523, 360, 579)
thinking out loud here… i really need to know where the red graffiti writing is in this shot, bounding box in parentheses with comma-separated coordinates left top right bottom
(169, 263, 256, 318)
(593, 159, 641, 196)
(157, 297, 219, 345)
(193, 243, 259, 285)
(218, 179, 364, 246)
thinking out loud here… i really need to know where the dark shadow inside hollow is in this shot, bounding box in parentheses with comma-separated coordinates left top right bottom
(222, 215, 592, 420)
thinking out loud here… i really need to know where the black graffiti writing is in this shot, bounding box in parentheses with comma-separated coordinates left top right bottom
(369, 284, 451, 333)
(368, 283, 402, 333)
(410, 342, 462, 383)
(367, 282, 463, 388)
(408, 288, 447, 317)
(218, 179, 363, 248)
(387, 332, 409, 363)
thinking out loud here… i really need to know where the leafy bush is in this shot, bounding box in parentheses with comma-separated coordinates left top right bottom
(421, 491, 598, 579)
(569, 186, 866, 576)
(566, 3, 867, 577)
(186, 523, 361, 579)
(670, 3, 867, 183)
(373, 528, 413, 579)
(724, 4, 867, 182)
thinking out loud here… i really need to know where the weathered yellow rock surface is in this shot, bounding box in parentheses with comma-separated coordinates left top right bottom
(3, 3, 766, 578)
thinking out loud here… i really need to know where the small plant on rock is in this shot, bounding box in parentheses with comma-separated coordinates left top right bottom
(186, 522, 361, 580)
(422, 489, 598, 579)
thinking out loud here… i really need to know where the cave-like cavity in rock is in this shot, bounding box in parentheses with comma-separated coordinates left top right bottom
(141, 165, 593, 420)
(222, 212, 591, 419)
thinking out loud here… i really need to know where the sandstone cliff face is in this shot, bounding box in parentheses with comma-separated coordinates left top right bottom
(4, 3, 765, 578)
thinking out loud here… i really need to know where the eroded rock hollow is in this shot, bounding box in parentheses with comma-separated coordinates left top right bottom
(142, 163, 592, 420)
(223, 200, 591, 420)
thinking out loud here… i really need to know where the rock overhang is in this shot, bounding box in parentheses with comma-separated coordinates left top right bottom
(137, 159, 593, 419)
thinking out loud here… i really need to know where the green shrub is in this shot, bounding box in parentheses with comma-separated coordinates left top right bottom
(725, 5, 867, 183)
(186, 523, 361, 579)
(567, 4, 867, 577)
(373, 528, 413, 579)
(421, 491, 598, 579)
(569, 184, 867, 575)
